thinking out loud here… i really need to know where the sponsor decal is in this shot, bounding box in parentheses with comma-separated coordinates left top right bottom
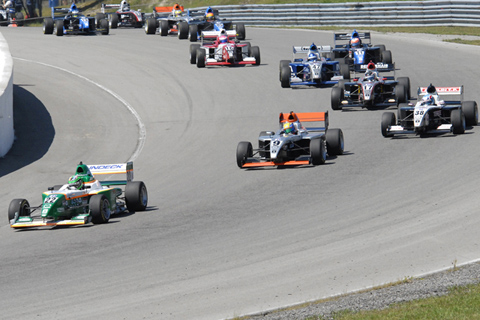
(89, 164, 123, 170)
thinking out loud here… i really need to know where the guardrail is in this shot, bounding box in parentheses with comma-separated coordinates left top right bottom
(194, 0, 480, 27)
(0, 32, 13, 157)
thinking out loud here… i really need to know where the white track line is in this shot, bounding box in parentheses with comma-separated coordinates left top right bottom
(14, 57, 146, 162)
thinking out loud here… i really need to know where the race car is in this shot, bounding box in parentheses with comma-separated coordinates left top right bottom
(186, 6, 245, 42)
(43, 2, 109, 36)
(279, 43, 350, 88)
(144, 4, 203, 38)
(190, 29, 260, 68)
(331, 62, 410, 110)
(8, 162, 148, 229)
(97, 2, 144, 28)
(332, 30, 392, 69)
(381, 84, 478, 137)
(0, 3, 24, 26)
(236, 111, 344, 168)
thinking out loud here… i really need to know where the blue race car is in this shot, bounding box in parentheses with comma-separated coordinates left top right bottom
(332, 30, 392, 70)
(279, 43, 350, 88)
(187, 7, 245, 42)
(43, 2, 109, 36)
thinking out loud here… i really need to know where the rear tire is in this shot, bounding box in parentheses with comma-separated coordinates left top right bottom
(160, 20, 168, 36)
(145, 17, 156, 34)
(236, 141, 253, 168)
(236, 23, 245, 40)
(110, 14, 118, 29)
(189, 24, 198, 42)
(326, 128, 344, 156)
(90, 195, 111, 224)
(310, 137, 326, 165)
(395, 84, 407, 104)
(339, 63, 350, 80)
(43, 17, 54, 34)
(280, 66, 290, 88)
(8, 199, 30, 222)
(381, 112, 396, 137)
(331, 86, 343, 110)
(462, 101, 478, 126)
(382, 50, 392, 64)
(451, 109, 466, 134)
(54, 20, 63, 36)
(397, 77, 411, 99)
(125, 181, 148, 212)
(100, 19, 109, 35)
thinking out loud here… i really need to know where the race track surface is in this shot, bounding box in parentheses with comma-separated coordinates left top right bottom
(1, 27, 480, 320)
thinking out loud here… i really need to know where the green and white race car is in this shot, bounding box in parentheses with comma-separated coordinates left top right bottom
(8, 162, 148, 229)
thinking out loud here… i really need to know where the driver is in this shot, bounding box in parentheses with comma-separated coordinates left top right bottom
(350, 30, 362, 47)
(307, 43, 319, 62)
(205, 7, 215, 21)
(421, 94, 435, 106)
(68, 175, 84, 190)
(217, 29, 228, 44)
(364, 61, 379, 81)
(282, 122, 297, 135)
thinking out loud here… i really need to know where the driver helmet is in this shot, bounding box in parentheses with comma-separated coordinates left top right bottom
(427, 83, 437, 94)
(422, 94, 434, 105)
(68, 175, 84, 190)
(308, 52, 318, 62)
(309, 43, 317, 51)
(351, 37, 361, 47)
(206, 12, 214, 21)
(367, 61, 376, 71)
(218, 34, 228, 43)
(283, 122, 296, 134)
(174, 9, 183, 17)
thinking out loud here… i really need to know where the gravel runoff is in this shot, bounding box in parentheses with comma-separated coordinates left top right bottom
(242, 261, 480, 320)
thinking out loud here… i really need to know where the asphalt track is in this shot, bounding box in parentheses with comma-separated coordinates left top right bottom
(1, 27, 480, 320)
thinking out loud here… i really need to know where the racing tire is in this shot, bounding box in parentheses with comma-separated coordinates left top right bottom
(251, 46, 260, 65)
(376, 44, 386, 53)
(451, 109, 466, 134)
(382, 50, 392, 64)
(339, 63, 350, 80)
(189, 24, 198, 42)
(126, 181, 148, 212)
(90, 194, 111, 224)
(462, 101, 478, 126)
(337, 79, 347, 90)
(95, 13, 106, 28)
(279, 60, 290, 81)
(100, 19, 109, 35)
(160, 20, 168, 36)
(395, 84, 407, 104)
(236, 141, 253, 168)
(196, 48, 206, 68)
(331, 86, 344, 111)
(8, 199, 30, 222)
(178, 21, 188, 39)
(54, 20, 63, 36)
(236, 23, 246, 40)
(109, 14, 118, 29)
(310, 137, 326, 166)
(242, 42, 251, 56)
(397, 77, 411, 99)
(280, 66, 290, 88)
(15, 12, 24, 26)
(326, 128, 344, 156)
(381, 112, 396, 137)
(190, 44, 200, 64)
(43, 17, 54, 34)
(145, 17, 156, 34)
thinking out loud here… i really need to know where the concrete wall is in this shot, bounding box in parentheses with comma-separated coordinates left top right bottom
(0, 32, 13, 157)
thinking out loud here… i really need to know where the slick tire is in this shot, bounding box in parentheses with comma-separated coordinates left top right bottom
(279, 60, 290, 81)
(54, 20, 63, 36)
(196, 48, 206, 68)
(160, 20, 168, 36)
(310, 137, 326, 166)
(397, 77, 411, 99)
(189, 24, 198, 42)
(451, 109, 466, 134)
(190, 44, 200, 64)
(236, 23, 245, 40)
(110, 14, 118, 29)
(126, 181, 148, 212)
(381, 112, 396, 137)
(395, 84, 407, 104)
(331, 86, 344, 110)
(145, 17, 156, 34)
(382, 50, 392, 64)
(250, 46, 260, 65)
(280, 66, 290, 88)
(178, 21, 188, 39)
(236, 141, 253, 168)
(462, 101, 478, 126)
(339, 63, 350, 80)
(326, 128, 344, 156)
(90, 194, 111, 224)
(100, 19, 109, 35)
(8, 198, 30, 222)
(43, 17, 54, 34)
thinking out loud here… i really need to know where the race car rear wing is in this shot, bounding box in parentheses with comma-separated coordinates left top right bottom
(88, 162, 134, 186)
(354, 62, 395, 73)
(50, 6, 73, 18)
(279, 111, 329, 132)
(201, 29, 236, 40)
(417, 86, 464, 103)
(293, 45, 332, 54)
(334, 31, 371, 47)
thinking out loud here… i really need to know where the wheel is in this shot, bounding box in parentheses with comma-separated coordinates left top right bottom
(145, 17, 156, 34)
(100, 19, 109, 35)
(236, 22, 245, 40)
(178, 21, 188, 39)
(339, 63, 350, 80)
(15, 12, 23, 26)
(376, 44, 386, 53)
(381, 112, 396, 137)
(190, 44, 200, 64)
(397, 77, 411, 99)
(395, 84, 407, 104)
(95, 13, 106, 27)
(89, 194, 111, 224)
(125, 181, 148, 212)
(242, 42, 251, 55)
(310, 137, 326, 166)
(337, 79, 347, 90)
(280, 65, 290, 88)
(382, 50, 392, 64)
(462, 101, 478, 126)
(54, 20, 63, 36)
(236, 141, 253, 168)
(331, 86, 344, 110)
(43, 17, 54, 34)
(160, 19, 168, 36)
(109, 14, 118, 29)
(279, 60, 290, 81)
(8, 199, 30, 222)
(196, 48, 205, 68)
(189, 24, 198, 42)
(250, 46, 260, 65)
(326, 128, 344, 156)
(451, 109, 466, 134)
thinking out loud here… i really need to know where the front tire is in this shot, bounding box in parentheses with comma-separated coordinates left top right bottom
(331, 86, 344, 110)
(326, 128, 344, 156)
(381, 112, 396, 137)
(90, 194, 111, 224)
(196, 48, 205, 68)
(236, 141, 253, 168)
(451, 109, 466, 134)
(125, 181, 148, 212)
(43, 17, 54, 34)
(160, 20, 168, 36)
(310, 137, 326, 165)
(250, 46, 260, 65)
(145, 17, 157, 34)
(280, 66, 290, 88)
(110, 14, 118, 29)
(54, 20, 63, 36)
(8, 199, 30, 222)
(100, 19, 109, 35)
(190, 44, 200, 64)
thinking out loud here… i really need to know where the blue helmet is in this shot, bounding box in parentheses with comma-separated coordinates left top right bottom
(308, 53, 317, 61)
(309, 43, 317, 51)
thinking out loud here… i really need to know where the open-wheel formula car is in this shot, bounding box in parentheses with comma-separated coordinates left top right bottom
(43, 2, 109, 36)
(331, 62, 410, 110)
(236, 111, 344, 168)
(279, 43, 350, 88)
(144, 4, 202, 38)
(332, 30, 392, 70)
(381, 84, 478, 137)
(190, 29, 259, 68)
(97, 2, 144, 28)
(0, 3, 24, 26)
(8, 162, 148, 229)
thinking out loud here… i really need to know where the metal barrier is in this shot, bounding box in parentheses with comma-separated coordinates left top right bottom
(194, 1, 480, 27)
